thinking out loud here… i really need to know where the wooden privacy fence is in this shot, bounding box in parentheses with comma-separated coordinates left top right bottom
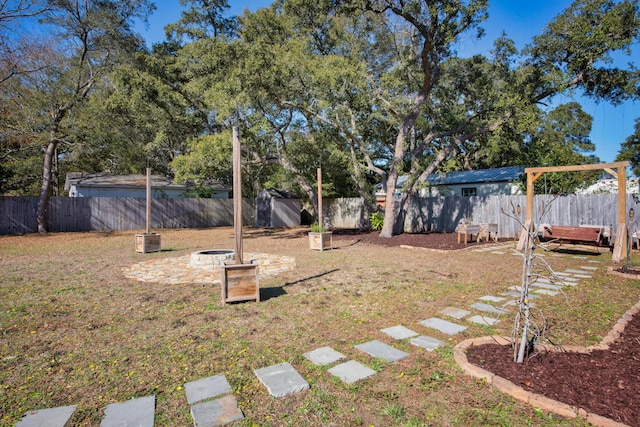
(1, 194, 637, 236)
(0, 197, 255, 235)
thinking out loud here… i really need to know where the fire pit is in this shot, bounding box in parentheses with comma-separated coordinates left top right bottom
(189, 250, 235, 270)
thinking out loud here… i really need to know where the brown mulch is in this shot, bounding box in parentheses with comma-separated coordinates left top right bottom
(331, 229, 513, 250)
(465, 315, 640, 426)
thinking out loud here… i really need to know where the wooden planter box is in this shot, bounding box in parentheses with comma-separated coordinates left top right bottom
(135, 233, 161, 253)
(220, 260, 259, 303)
(309, 231, 333, 251)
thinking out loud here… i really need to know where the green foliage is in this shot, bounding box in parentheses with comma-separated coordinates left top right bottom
(370, 211, 384, 231)
(310, 222, 326, 233)
(616, 118, 640, 177)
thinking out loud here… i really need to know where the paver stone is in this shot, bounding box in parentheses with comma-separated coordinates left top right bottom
(303, 347, 346, 366)
(100, 395, 155, 427)
(254, 362, 309, 398)
(15, 405, 78, 427)
(419, 317, 467, 335)
(328, 360, 376, 384)
(184, 375, 232, 405)
(190, 395, 244, 427)
(355, 340, 409, 362)
(380, 325, 419, 340)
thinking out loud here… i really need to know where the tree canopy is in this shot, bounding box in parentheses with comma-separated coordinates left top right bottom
(1, 0, 639, 234)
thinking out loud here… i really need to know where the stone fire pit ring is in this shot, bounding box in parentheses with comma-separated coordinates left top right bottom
(189, 249, 236, 270)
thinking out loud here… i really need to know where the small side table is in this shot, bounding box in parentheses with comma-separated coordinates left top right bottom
(457, 224, 481, 244)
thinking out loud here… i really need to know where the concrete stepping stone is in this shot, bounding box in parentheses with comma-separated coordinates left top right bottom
(467, 315, 500, 326)
(554, 272, 571, 277)
(355, 340, 409, 362)
(419, 317, 467, 335)
(254, 362, 309, 398)
(15, 405, 78, 427)
(565, 269, 590, 274)
(562, 277, 580, 282)
(190, 395, 244, 427)
(185, 375, 232, 405)
(502, 291, 539, 299)
(508, 285, 522, 292)
(304, 347, 346, 366)
(533, 289, 560, 296)
(439, 307, 470, 319)
(530, 282, 563, 291)
(410, 336, 443, 351)
(328, 360, 376, 384)
(380, 325, 419, 340)
(479, 295, 504, 303)
(470, 302, 509, 315)
(580, 266, 598, 270)
(573, 274, 593, 279)
(491, 251, 506, 254)
(100, 395, 155, 427)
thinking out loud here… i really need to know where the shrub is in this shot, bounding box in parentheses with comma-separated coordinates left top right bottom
(370, 211, 384, 231)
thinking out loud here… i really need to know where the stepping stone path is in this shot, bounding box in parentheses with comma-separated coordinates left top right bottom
(17, 259, 602, 426)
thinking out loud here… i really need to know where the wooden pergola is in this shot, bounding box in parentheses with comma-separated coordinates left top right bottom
(521, 161, 631, 262)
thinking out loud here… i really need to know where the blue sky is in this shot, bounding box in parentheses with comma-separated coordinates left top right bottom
(138, 0, 639, 164)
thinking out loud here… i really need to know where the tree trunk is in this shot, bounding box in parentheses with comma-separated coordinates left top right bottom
(37, 139, 58, 233)
(379, 170, 398, 238)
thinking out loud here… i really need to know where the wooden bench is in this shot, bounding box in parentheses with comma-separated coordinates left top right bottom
(542, 225, 604, 246)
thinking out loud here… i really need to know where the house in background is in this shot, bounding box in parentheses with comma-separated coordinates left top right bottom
(255, 188, 301, 228)
(64, 172, 230, 198)
(376, 166, 524, 205)
(576, 175, 639, 194)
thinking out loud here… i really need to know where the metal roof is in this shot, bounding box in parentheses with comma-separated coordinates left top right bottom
(64, 172, 230, 191)
(259, 188, 300, 199)
(427, 166, 524, 186)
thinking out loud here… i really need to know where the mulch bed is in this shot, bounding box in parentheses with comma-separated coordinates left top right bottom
(465, 313, 640, 426)
(331, 229, 513, 250)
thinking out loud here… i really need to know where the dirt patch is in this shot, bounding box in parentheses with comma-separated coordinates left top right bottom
(465, 313, 640, 426)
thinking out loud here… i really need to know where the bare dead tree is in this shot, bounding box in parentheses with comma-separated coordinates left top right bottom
(504, 197, 569, 363)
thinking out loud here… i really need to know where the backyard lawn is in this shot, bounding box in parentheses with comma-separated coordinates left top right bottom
(1, 227, 638, 426)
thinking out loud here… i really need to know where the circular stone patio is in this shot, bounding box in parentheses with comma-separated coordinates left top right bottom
(123, 253, 296, 284)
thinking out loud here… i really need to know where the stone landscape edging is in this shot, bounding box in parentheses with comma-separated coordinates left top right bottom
(453, 300, 640, 427)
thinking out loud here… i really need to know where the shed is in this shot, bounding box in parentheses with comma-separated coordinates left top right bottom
(64, 172, 230, 198)
(255, 189, 301, 228)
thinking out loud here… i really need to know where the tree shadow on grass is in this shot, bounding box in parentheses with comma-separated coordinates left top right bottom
(259, 269, 339, 301)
